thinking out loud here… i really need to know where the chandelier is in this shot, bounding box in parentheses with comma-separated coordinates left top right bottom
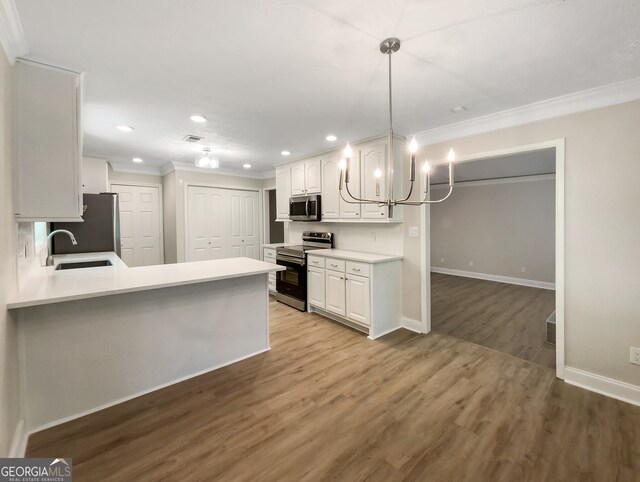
(339, 37, 456, 217)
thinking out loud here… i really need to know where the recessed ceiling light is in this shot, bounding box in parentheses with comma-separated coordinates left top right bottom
(243, 163, 252, 169)
(451, 106, 468, 113)
(117, 125, 134, 132)
(281, 150, 291, 156)
(190, 115, 207, 123)
(132, 158, 143, 163)
(326, 135, 337, 142)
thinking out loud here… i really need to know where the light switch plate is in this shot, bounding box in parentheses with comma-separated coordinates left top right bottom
(408, 226, 419, 237)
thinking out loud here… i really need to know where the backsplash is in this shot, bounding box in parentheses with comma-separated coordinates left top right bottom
(16, 222, 45, 290)
(287, 222, 404, 256)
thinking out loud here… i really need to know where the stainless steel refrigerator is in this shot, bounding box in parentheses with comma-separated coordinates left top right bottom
(51, 193, 121, 256)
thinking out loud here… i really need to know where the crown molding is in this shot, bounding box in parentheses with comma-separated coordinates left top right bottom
(110, 161, 275, 180)
(109, 162, 165, 176)
(0, 0, 27, 63)
(415, 77, 640, 146)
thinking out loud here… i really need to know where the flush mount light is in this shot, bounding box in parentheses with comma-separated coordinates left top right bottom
(326, 135, 337, 142)
(451, 105, 468, 113)
(132, 158, 143, 163)
(117, 125, 134, 132)
(281, 150, 291, 156)
(195, 148, 219, 169)
(243, 163, 252, 169)
(190, 115, 207, 123)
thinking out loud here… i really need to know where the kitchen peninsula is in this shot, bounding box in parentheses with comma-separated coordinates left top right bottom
(9, 253, 284, 431)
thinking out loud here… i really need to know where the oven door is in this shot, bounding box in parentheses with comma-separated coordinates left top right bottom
(275, 254, 307, 301)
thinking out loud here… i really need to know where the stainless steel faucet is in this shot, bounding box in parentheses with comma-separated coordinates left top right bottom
(46, 229, 77, 266)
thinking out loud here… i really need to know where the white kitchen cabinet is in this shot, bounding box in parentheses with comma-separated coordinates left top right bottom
(321, 156, 341, 219)
(345, 274, 371, 325)
(307, 251, 403, 339)
(275, 167, 291, 220)
(339, 155, 361, 219)
(263, 247, 277, 293)
(13, 60, 83, 221)
(325, 270, 346, 317)
(291, 159, 322, 196)
(360, 142, 388, 219)
(307, 267, 325, 309)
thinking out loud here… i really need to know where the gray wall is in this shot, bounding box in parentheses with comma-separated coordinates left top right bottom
(430, 176, 555, 283)
(419, 99, 640, 387)
(0, 49, 20, 456)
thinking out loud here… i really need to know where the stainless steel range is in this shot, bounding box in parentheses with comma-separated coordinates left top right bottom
(276, 231, 333, 311)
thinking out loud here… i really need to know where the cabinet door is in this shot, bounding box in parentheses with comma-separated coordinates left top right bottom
(290, 163, 306, 196)
(275, 167, 290, 219)
(308, 267, 326, 309)
(361, 143, 388, 219)
(14, 61, 83, 221)
(346, 274, 371, 325)
(325, 271, 346, 316)
(339, 155, 361, 219)
(305, 159, 322, 194)
(321, 156, 340, 219)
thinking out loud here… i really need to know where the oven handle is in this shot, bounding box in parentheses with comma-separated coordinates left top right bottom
(276, 255, 306, 266)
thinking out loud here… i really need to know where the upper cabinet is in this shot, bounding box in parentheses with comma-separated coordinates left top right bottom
(13, 60, 83, 221)
(320, 154, 340, 219)
(339, 154, 361, 219)
(291, 159, 321, 196)
(360, 142, 388, 219)
(275, 167, 291, 220)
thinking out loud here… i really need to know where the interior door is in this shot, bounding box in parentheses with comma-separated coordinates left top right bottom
(240, 190, 259, 258)
(111, 184, 162, 267)
(187, 186, 226, 261)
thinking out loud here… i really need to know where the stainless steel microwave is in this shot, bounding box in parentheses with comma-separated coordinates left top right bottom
(289, 195, 321, 221)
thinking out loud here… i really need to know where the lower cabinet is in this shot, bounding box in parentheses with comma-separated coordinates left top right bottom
(307, 267, 325, 308)
(307, 254, 401, 338)
(263, 247, 277, 293)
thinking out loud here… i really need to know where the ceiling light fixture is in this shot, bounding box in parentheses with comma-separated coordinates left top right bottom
(132, 158, 143, 163)
(195, 148, 219, 169)
(243, 163, 252, 169)
(190, 115, 207, 123)
(326, 135, 337, 142)
(117, 125, 134, 132)
(339, 37, 457, 217)
(281, 150, 291, 156)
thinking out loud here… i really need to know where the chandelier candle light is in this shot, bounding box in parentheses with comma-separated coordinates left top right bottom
(338, 37, 457, 217)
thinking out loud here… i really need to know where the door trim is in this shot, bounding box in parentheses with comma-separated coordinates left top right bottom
(423, 138, 566, 380)
(184, 183, 263, 262)
(110, 182, 164, 265)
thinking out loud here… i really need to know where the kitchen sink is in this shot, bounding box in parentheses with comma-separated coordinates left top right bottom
(55, 260, 113, 270)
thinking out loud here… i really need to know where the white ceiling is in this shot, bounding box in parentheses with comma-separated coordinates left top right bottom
(16, 0, 640, 174)
(430, 148, 555, 184)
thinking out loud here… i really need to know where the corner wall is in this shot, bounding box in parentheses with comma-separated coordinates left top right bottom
(0, 48, 21, 456)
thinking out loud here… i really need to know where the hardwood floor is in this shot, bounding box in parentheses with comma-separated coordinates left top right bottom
(432, 272, 556, 369)
(27, 299, 639, 481)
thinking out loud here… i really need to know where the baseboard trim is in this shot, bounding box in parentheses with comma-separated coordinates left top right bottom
(564, 367, 640, 407)
(368, 326, 402, 340)
(431, 267, 555, 290)
(8, 418, 28, 458)
(402, 316, 423, 334)
(28, 347, 271, 435)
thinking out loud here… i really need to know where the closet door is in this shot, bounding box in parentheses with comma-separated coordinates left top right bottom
(187, 186, 227, 261)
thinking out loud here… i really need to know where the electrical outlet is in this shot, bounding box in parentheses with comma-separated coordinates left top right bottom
(521, 266, 526, 273)
(631, 346, 640, 366)
(469, 261, 474, 267)
(408, 226, 419, 238)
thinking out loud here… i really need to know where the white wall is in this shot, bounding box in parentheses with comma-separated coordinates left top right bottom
(420, 100, 640, 389)
(82, 156, 108, 193)
(430, 176, 555, 283)
(0, 47, 20, 457)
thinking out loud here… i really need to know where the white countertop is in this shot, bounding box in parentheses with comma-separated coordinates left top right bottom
(8, 252, 284, 309)
(305, 249, 403, 264)
(262, 243, 295, 249)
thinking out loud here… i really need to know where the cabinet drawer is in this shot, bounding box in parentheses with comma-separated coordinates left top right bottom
(264, 248, 276, 260)
(346, 261, 370, 278)
(325, 258, 345, 273)
(308, 256, 325, 268)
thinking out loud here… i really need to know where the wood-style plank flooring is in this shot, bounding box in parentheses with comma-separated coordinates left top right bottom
(28, 299, 639, 481)
(432, 272, 556, 369)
